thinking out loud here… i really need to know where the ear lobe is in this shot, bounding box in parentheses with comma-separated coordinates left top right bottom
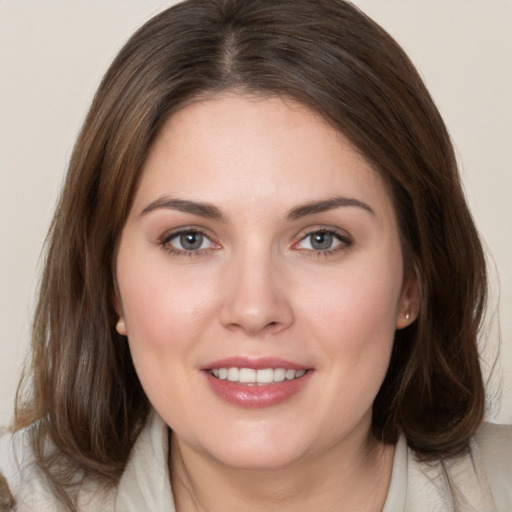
(113, 275, 127, 335)
(114, 296, 127, 335)
(116, 317, 127, 336)
(396, 266, 421, 329)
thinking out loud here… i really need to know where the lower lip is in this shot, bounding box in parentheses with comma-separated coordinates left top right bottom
(204, 371, 312, 408)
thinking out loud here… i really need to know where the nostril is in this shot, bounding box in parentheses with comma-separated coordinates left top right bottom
(219, 285, 294, 335)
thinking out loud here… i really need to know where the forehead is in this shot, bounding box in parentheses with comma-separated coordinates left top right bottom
(132, 93, 393, 220)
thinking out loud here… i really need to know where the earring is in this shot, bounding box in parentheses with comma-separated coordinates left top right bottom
(405, 312, 410, 320)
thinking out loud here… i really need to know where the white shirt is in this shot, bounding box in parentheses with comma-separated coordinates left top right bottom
(1, 411, 511, 511)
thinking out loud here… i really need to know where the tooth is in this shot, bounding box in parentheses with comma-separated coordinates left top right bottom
(285, 369, 296, 380)
(227, 368, 239, 382)
(273, 368, 286, 382)
(213, 366, 306, 383)
(256, 368, 274, 384)
(239, 368, 257, 383)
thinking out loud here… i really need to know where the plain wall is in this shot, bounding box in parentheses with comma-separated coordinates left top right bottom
(1, 0, 511, 426)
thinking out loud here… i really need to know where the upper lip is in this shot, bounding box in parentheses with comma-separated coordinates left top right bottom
(201, 356, 310, 371)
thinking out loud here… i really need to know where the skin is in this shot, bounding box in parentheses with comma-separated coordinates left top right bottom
(115, 93, 419, 511)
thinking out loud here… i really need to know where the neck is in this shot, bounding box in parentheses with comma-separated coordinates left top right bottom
(169, 426, 395, 512)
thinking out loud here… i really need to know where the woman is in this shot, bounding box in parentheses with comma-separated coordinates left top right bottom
(1, 0, 510, 510)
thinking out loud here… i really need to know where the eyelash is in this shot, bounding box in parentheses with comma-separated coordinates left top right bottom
(158, 227, 218, 257)
(294, 228, 353, 257)
(157, 227, 353, 258)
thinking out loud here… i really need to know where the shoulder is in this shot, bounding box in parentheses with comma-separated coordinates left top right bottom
(474, 422, 512, 464)
(0, 426, 114, 512)
(398, 423, 512, 511)
(0, 424, 61, 511)
(0, 473, 16, 512)
(0, 426, 32, 511)
(473, 422, 512, 511)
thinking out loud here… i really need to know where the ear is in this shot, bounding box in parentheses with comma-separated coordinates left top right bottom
(113, 275, 127, 336)
(116, 315, 127, 336)
(396, 265, 421, 329)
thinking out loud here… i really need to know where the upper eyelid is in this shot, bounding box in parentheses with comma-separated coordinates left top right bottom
(291, 227, 353, 253)
(295, 226, 352, 241)
(159, 228, 220, 256)
(160, 226, 214, 242)
(156, 225, 352, 249)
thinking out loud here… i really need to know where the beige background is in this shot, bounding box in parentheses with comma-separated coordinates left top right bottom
(1, 0, 511, 426)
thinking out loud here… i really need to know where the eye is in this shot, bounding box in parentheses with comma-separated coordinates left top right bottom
(161, 229, 217, 254)
(295, 229, 351, 253)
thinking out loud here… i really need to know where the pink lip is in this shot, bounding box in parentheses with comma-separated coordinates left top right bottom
(201, 356, 313, 408)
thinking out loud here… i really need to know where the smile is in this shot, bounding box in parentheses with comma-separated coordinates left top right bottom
(209, 367, 307, 385)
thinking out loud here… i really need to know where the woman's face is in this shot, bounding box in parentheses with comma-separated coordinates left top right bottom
(115, 94, 417, 470)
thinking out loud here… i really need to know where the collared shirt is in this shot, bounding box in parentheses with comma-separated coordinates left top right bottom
(1, 411, 511, 511)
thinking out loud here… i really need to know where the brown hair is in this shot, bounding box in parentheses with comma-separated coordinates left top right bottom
(15, 0, 487, 508)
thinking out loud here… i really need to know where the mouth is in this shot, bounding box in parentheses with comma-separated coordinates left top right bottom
(207, 367, 308, 385)
(202, 357, 313, 407)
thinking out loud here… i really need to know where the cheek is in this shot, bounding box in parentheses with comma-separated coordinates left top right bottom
(306, 260, 401, 337)
(116, 247, 220, 358)
(300, 252, 402, 382)
(116, 256, 221, 412)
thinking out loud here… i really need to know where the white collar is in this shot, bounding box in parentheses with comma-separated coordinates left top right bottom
(115, 412, 498, 512)
(115, 411, 175, 511)
(383, 430, 498, 512)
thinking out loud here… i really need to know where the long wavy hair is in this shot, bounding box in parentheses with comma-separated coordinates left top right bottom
(15, 0, 487, 509)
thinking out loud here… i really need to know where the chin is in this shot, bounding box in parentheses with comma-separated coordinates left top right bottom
(188, 428, 312, 471)
(211, 444, 306, 471)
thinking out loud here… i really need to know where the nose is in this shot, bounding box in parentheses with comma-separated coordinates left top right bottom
(219, 246, 294, 336)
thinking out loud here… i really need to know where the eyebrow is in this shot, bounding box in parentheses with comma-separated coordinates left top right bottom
(285, 196, 375, 220)
(140, 195, 374, 221)
(140, 197, 225, 220)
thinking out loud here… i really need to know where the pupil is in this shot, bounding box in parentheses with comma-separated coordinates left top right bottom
(180, 232, 203, 250)
(311, 232, 332, 250)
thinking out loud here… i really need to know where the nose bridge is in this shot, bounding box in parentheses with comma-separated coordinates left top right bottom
(220, 239, 293, 335)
